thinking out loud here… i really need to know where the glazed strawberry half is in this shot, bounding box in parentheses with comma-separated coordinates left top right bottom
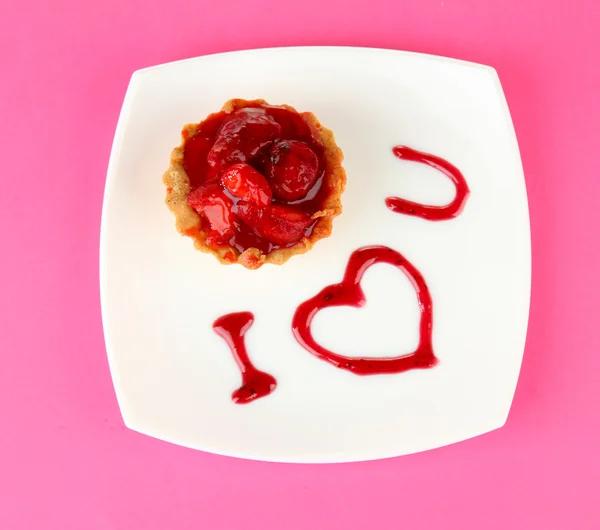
(163, 99, 346, 269)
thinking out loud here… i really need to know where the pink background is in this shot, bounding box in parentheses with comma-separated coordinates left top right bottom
(1, 0, 599, 528)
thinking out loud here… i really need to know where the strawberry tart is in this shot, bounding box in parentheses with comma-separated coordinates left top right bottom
(163, 99, 346, 269)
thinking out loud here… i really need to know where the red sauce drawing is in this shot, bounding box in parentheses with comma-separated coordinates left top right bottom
(292, 245, 437, 374)
(213, 312, 277, 404)
(386, 145, 470, 220)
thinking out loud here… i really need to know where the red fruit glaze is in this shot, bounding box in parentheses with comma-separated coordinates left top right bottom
(181, 101, 332, 256)
(220, 163, 272, 207)
(386, 146, 470, 220)
(264, 204, 313, 244)
(266, 140, 320, 201)
(182, 111, 228, 188)
(183, 134, 214, 189)
(207, 109, 282, 170)
(237, 203, 313, 245)
(213, 312, 277, 404)
(187, 183, 235, 244)
(292, 245, 437, 375)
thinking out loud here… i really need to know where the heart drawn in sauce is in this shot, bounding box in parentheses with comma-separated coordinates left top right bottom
(292, 245, 438, 375)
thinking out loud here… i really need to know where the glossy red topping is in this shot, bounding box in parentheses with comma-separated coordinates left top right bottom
(187, 182, 235, 245)
(220, 163, 272, 207)
(207, 109, 282, 170)
(237, 203, 313, 245)
(183, 134, 214, 189)
(266, 140, 320, 201)
(184, 102, 328, 255)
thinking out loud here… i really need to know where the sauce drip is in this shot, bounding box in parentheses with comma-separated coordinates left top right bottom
(292, 246, 437, 375)
(386, 146, 470, 220)
(213, 312, 277, 404)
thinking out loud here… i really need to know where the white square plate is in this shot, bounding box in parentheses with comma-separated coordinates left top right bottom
(100, 46, 530, 463)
